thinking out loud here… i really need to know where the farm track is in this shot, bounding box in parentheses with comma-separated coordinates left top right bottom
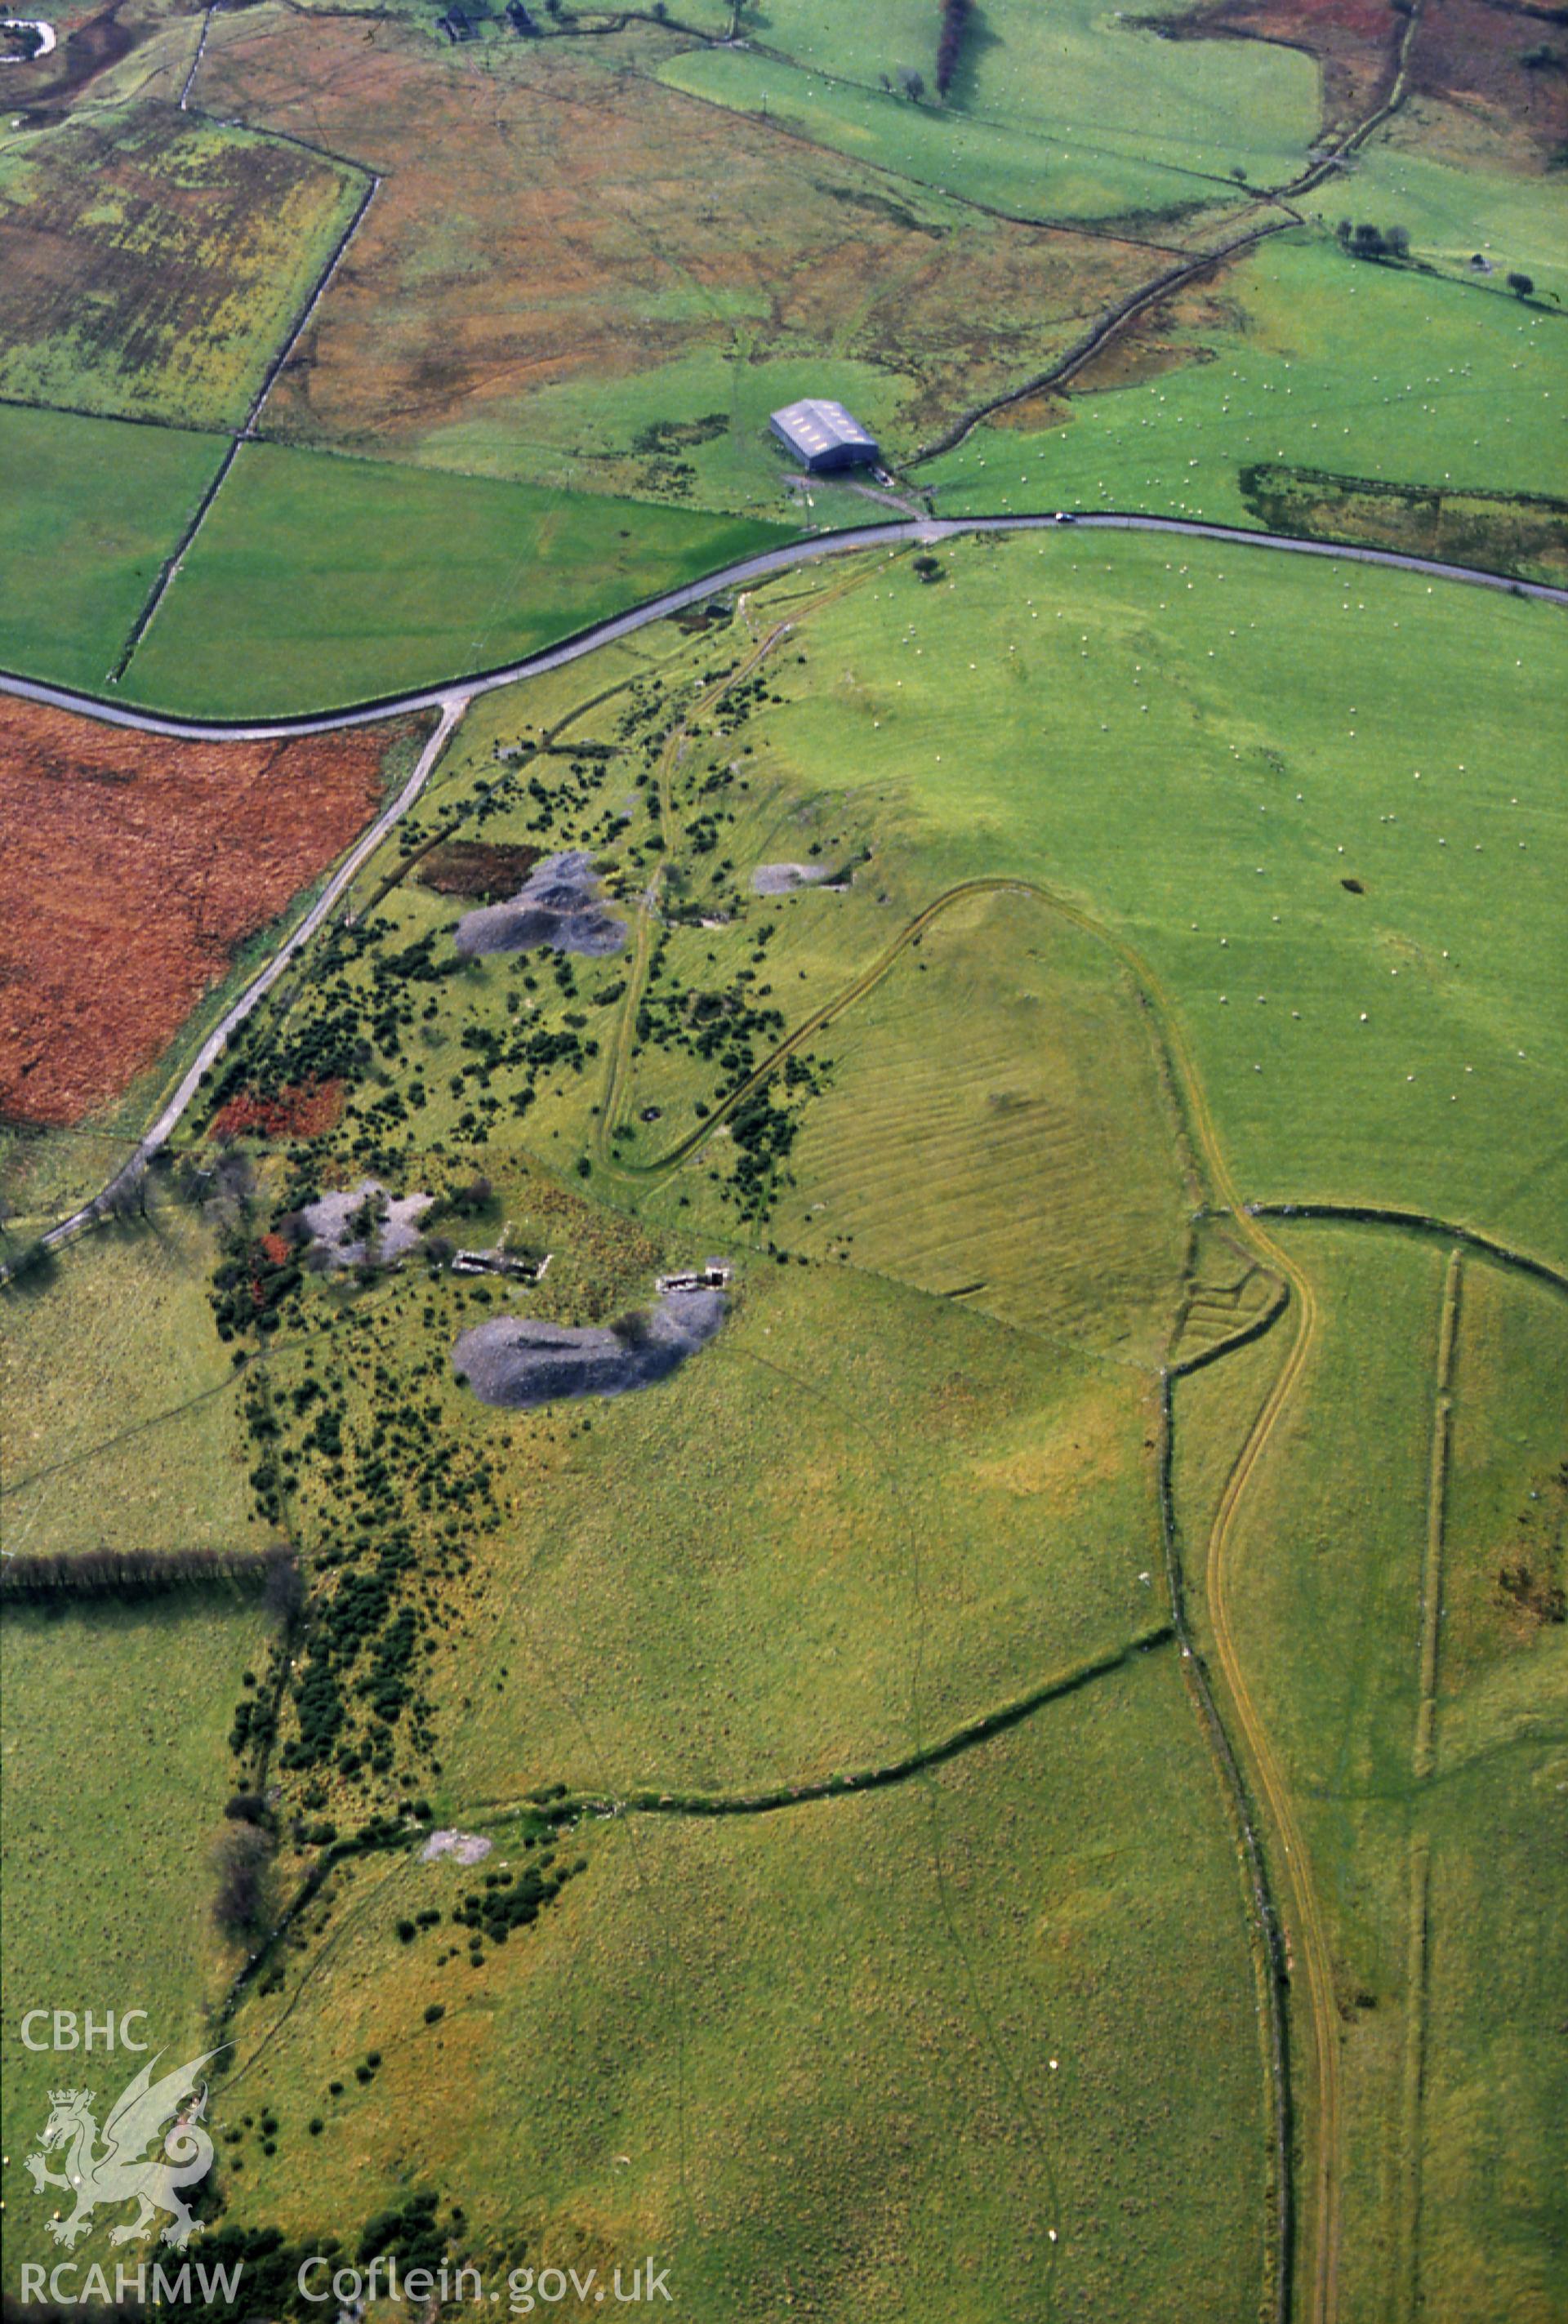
(595, 618, 798, 1163)
(599, 869, 1349, 2322)
(7, 500, 1561, 2317)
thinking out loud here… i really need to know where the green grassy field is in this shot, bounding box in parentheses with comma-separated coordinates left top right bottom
(180, 6, 1155, 511)
(437, 1254, 1169, 1800)
(739, 886, 1188, 1357)
(0, 1594, 273, 2270)
(0, 403, 223, 691)
(628, 536, 1563, 1264)
(662, 0, 1318, 223)
(0, 1206, 256, 1556)
(216, 1646, 1267, 2323)
(132, 1111, 1167, 1807)
(305, 531, 1566, 1278)
(420, 347, 919, 516)
(1315, 138, 1568, 305)
(1423, 1236, 1568, 2324)
(925, 231, 1565, 523)
(118, 442, 792, 715)
(1175, 1222, 1567, 2323)
(2, 7, 1564, 2291)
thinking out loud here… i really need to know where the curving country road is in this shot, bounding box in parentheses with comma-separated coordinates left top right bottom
(11, 496, 1558, 2312)
(2, 510, 1563, 743)
(11, 505, 1563, 1265)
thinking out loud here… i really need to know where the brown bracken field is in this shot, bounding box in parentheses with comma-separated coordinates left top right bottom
(194, 12, 1158, 479)
(0, 699, 419, 1128)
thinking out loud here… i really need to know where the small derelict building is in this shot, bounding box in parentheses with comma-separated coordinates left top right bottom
(768, 398, 880, 474)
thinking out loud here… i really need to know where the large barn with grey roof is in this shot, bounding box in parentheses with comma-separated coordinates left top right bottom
(768, 398, 880, 474)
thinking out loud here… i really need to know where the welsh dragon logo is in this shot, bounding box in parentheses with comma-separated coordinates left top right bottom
(24, 2050, 218, 2250)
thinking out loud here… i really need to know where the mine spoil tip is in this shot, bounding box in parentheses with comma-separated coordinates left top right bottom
(453, 848, 626, 959)
(452, 1283, 727, 1410)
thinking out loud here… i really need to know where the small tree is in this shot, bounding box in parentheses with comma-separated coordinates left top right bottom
(897, 65, 925, 100)
(1507, 271, 1535, 298)
(214, 1823, 274, 1940)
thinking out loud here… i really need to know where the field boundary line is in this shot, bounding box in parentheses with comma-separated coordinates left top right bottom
(623, 46, 1220, 257)
(1397, 1834, 1432, 2324)
(1396, 1238, 1457, 2323)
(1250, 1201, 1568, 1299)
(463, 1625, 1174, 1828)
(3, 510, 1561, 740)
(900, 0, 1432, 465)
(596, 848, 1309, 2324)
(1293, 0, 1428, 185)
(906, 216, 1293, 464)
(177, 3, 215, 109)
(105, 165, 382, 686)
(1415, 1249, 1463, 1776)
(0, 389, 228, 440)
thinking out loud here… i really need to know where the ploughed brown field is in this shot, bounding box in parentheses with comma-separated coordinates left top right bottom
(0, 698, 420, 1129)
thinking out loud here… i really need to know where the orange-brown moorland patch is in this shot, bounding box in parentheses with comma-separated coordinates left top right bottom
(1410, 0, 1568, 169)
(1163, 0, 1567, 161)
(211, 1080, 347, 1142)
(0, 699, 422, 1128)
(194, 13, 1155, 474)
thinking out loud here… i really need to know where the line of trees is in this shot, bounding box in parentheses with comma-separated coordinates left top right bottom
(2, 1542, 300, 1610)
(1336, 220, 1411, 260)
(936, 0, 971, 96)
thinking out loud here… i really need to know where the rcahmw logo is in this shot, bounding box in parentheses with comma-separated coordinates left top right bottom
(17, 2014, 225, 2260)
(18, 2259, 244, 2310)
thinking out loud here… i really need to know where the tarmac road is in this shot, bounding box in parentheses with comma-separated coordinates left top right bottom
(2, 510, 1563, 745)
(9, 506, 1562, 1260)
(22, 697, 465, 1258)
